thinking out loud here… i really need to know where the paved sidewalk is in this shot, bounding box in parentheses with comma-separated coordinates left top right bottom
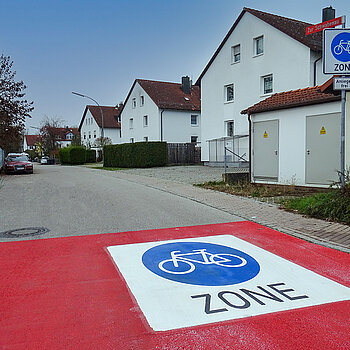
(109, 165, 350, 253)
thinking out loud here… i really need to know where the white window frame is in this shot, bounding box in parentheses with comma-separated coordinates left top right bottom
(140, 96, 144, 107)
(144, 136, 148, 142)
(191, 115, 198, 126)
(130, 138, 134, 143)
(261, 74, 273, 95)
(143, 115, 148, 127)
(132, 98, 136, 108)
(254, 35, 264, 56)
(129, 118, 134, 129)
(231, 44, 241, 63)
(226, 121, 234, 137)
(224, 84, 234, 103)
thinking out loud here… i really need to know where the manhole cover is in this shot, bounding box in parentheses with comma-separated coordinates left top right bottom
(0, 227, 50, 237)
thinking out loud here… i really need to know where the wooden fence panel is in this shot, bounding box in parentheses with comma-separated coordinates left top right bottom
(167, 143, 199, 165)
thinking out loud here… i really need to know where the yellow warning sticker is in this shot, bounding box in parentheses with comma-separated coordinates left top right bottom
(263, 131, 268, 138)
(320, 126, 326, 135)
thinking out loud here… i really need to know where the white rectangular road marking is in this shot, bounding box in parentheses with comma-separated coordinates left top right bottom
(108, 235, 350, 331)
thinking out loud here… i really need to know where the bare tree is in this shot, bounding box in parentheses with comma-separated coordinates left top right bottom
(40, 116, 64, 156)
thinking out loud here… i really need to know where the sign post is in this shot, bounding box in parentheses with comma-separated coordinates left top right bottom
(323, 18, 349, 187)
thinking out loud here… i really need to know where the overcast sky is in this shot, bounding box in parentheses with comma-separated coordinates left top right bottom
(1, 0, 349, 131)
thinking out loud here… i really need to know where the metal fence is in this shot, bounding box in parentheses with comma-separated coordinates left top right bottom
(207, 135, 249, 167)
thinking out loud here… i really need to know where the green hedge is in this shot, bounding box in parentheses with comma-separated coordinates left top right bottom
(85, 149, 96, 163)
(59, 146, 93, 165)
(104, 142, 167, 168)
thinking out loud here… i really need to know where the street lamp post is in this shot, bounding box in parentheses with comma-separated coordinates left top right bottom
(72, 91, 105, 160)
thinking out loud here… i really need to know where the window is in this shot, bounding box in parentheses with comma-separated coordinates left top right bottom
(143, 115, 148, 127)
(94, 130, 96, 138)
(140, 96, 144, 106)
(231, 44, 240, 63)
(130, 138, 134, 143)
(191, 136, 198, 144)
(191, 115, 198, 126)
(129, 118, 134, 129)
(132, 98, 136, 108)
(226, 121, 234, 137)
(262, 74, 273, 94)
(84, 133, 86, 140)
(224, 84, 234, 102)
(144, 136, 148, 142)
(254, 36, 264, 55)
(88, 131, 91, 139)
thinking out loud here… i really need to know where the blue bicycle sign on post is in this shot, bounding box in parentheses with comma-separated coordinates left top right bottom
(323, 28, 350, 74)
(142, 241, 260, 286)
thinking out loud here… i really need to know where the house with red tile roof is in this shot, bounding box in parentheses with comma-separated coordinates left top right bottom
(241, 77, 349, 187)
(120, 77, 201, 145)
(78, 105, 122, 148)
(23, 134, 42, 151)
(196, 7, 336, 166)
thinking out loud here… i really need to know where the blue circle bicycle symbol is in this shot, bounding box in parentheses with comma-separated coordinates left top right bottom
(331, 33, 350, 62)
(142, 241, 260, 286)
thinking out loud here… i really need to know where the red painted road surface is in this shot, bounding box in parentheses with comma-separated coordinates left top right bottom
(0, 222, 349, 349)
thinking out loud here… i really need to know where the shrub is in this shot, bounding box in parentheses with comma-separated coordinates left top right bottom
(85, 149, 96, 163)
(104, 142, 167, 168)
(59, 146, 87, 164)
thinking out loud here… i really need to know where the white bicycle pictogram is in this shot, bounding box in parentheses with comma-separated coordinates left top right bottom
(158, 249, 247, 275)
(334, 40, 350, 55)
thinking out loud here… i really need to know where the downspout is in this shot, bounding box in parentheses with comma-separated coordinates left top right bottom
(160, 109, 164, 141)
(248, 113, 252, 183)
(313, 56, 322, 86)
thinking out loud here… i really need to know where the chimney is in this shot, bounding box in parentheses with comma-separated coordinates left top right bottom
(181, 76, 191, 94)
(322, 6, 335, 22)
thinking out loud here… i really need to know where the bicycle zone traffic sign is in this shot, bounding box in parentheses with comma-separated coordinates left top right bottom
(107, 235, 350, 331)
(323, 28, 350, 74)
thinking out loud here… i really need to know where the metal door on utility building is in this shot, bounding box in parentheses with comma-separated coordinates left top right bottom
(306, 113, 341, 185)
(252, 120, 279, 181)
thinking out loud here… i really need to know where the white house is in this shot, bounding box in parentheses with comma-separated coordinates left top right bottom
(23, 128, 78, 151)
(196, 7, 331, 165)
(242, 77, 350, 187)
(120, 77, 201, 145)
(23, 134, 42, 151)
(79, 105, 122, 147)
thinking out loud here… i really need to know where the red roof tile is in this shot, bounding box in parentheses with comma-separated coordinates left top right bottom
(25, 135, 42, 146)
(136, 79, 201, 111)
(241, 78, 340, 115)
(52, 128, 79, 141)
(196, 7, 323, 85)
(79, 105, 121, 130)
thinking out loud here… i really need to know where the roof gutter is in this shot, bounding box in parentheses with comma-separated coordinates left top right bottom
(160, 109, 164, 141)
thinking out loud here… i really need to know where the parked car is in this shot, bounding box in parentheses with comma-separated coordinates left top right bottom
(40, 156, 49, 164)
(40, 156, 55, 165)
(4, 155, 33, 174)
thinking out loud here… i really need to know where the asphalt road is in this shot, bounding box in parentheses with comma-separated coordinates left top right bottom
(0, 164, 242, 241)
